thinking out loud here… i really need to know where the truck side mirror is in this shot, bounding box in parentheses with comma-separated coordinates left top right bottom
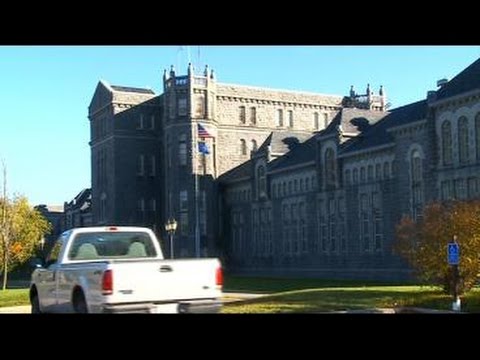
(29, 257, 45, 269)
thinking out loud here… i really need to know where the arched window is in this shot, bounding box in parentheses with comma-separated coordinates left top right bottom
(360, 167, 366, 183)
(411, 149, 424, 220)
(458, 116, 469, 164)
(345, 169, 351, 186)
(383, 162, 390, 179)
(257, 166, 266, 197)
(251, 139, 258, 152)
(476, 113, 480, 161)
(353, 168, 359, 184)
(239, 106, 246, 124)
(442, 121, 452, 165)
(325, 148, 335, 187)
(240, 139, 247, 155)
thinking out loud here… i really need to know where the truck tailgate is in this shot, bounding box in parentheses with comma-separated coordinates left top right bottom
(105, 258, 221, 305)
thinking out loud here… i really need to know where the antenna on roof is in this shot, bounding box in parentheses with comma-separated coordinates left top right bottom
(176, 46, 192, 74)
(196, 46, 202, 75)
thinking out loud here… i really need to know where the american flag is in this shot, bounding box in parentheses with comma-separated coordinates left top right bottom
(197, 123, 213, 138)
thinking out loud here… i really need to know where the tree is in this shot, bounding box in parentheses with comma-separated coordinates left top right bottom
(394, 200, 480, 295)
(0, 161, 51, 290)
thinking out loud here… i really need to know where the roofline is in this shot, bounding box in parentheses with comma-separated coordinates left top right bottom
(217, 82, 344, 99)
(99, 79, 113, 92)
(220, 176, 250, 185)
(387, 118, 427, 133)
(269, 161, 316, 175)
(338, 143, 395, 158)
(429, 88, 480, 107)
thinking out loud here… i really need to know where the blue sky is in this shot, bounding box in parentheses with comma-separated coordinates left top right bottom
(1, 46, 479, 206)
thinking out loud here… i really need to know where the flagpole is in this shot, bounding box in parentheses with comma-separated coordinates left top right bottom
(194, 122, 200, 258)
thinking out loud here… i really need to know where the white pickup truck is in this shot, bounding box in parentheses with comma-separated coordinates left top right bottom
(29, 226, 223, 313)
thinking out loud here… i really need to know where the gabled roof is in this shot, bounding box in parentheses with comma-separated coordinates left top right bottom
(217, 160, 252, 183)
(322, 108, 387, 137)
(341, 100, 427, 154)
(257, 130, 312, 155)
(268, 135, 317, 171)
(436, 57, 480, 100)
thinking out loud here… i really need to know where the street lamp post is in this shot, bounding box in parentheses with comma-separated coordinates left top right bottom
(165, 218, 178, 259)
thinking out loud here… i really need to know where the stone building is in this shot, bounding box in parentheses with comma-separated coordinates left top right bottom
(34, 204, 65, 249)
(89, 57, 480, 279)
(219, 58, 480, 280)
(64, 188, 93, 230)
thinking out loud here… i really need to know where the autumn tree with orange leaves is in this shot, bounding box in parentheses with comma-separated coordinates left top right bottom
(394, 200, 480, 295)
(1, 161, 51, 290)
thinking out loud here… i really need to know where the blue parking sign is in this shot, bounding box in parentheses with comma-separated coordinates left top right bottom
(447, 243, 459, 265)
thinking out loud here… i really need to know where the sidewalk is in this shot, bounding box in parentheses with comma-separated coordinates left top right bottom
(0, 305, 30, 314)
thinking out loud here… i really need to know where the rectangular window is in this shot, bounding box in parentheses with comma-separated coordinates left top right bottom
(195, 94, 205, 117)
(180, 190, 188, 211)
(150, 155, 156, 176)
(318, 200, 327, 253)
(314, 112, 319, 130)
(372, 192, 382, 251)
(250, 107, 256, 125)
(180, 212, 188, 236)
(137, 114, 144, 129)
(179, 139, 187, 166)
(329, 198, 336, 252)
(276, 109, 284, 127)
(151, 198, 156, 212)
(454, 178, 466, 200)
(138, 198, 145, 212)
(288, 110, 293, 128)
(338, 197, 346, 252)
(467, 177, 478, 198)
(200, 210, 207, 236)
(137, 197, 145, 223)
(178, 98, 187, 116)
(441, 180, 452, 200)
(360, 194, 370, 251)
(149, 115, 155, 129)
(239, 106, 246, 124)
(137, 154, 145, 176)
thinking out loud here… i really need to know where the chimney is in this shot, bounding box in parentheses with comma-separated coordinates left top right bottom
(437, 78, 448, 88)
(427, 90, 437, 102)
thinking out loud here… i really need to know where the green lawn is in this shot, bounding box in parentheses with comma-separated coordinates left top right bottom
(222, 276, 480, 313)
(223, 275, 418, 293)
(0, 289, 30, 308)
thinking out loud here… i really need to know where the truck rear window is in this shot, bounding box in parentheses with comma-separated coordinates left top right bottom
(68, 232, 157, 260)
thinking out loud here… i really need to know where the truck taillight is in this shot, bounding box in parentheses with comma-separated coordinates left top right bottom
(102, 269, 113, 295)
(215, 266, 223, 287)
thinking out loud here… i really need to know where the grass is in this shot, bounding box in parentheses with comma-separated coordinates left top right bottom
(223, 275, 420, 293)
(222, 276, 480, 313)
(0, 289, 30, 308)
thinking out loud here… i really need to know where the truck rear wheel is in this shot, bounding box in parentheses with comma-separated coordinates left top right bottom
(73, 291, 88, 314)
(31, 293, 42, 314)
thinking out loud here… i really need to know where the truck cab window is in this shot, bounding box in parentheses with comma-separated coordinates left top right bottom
(45, 231, 69, 267)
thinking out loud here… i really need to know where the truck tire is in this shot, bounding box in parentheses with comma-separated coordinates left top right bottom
(73, 291, 88, 314)
(31, 293, 42, 314)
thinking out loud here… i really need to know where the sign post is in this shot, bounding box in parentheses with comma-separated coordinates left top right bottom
(447, 236, 460, 312)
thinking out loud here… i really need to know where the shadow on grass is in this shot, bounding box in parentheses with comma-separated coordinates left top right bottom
(223, 286, 480, 313)
(223, 275, 423, 294)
